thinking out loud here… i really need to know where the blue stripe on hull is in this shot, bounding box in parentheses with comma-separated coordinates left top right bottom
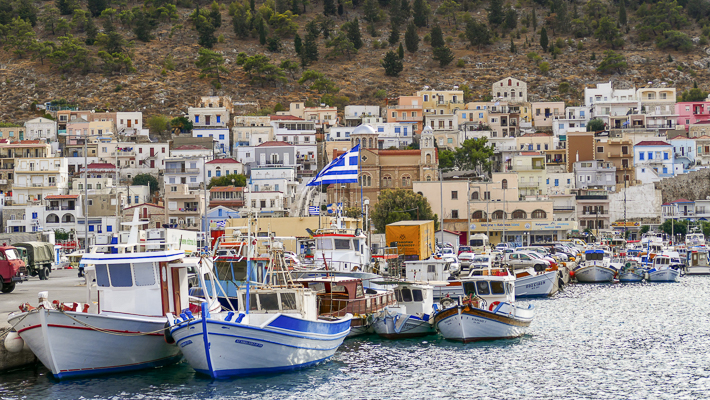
(195, 356, 334, 379)
(268, 314, 352, 335)
(53, 354, 182, 379)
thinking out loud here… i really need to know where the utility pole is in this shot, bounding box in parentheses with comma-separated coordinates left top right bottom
(83, 133, 88, 250)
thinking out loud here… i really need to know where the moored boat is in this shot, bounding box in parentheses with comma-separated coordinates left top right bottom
(686, 249, 710, 275)
(574, 249, 616, 283)
(514, 268, 560, 297)
(433, 267, 534, 342)
(372, 282, 436, 339)
(647, 255, 681, 282)
(618, 259, 645, 283)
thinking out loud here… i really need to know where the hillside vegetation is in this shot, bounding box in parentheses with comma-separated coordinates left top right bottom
(0, 0, 709, 122)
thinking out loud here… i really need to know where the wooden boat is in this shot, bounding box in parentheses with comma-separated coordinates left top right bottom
(372, 282, 436, 339)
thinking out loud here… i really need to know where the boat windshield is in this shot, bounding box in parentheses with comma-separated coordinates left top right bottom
(587, 252, 604, 261)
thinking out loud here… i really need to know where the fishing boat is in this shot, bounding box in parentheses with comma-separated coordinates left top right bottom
(433, 267, 534, 342)
(686, 231, 705, 247)
(168, 242, 352, 379)
(574, 249, 616, 283)
(513, 267, 560, 298)
(618, 259, 645, 283)
(403, 257, 461, 300)
(686, 249, 710, 275)
(7, 210, 214, 379)
(647, 254, 682, 282)
(372, 282, 436, 339)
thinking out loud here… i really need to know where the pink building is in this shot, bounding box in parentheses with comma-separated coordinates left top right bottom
(386, 96, 424, 135)
(676, 102, 710, 131)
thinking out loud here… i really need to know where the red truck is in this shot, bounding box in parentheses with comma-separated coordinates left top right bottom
(0, 246, 28, 293)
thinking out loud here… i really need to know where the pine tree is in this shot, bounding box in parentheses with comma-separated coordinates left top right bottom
(404, 21, 419, 52)
(618, 0, 627, 26)
(432, 45, 454, 67)
(323, 0, 337, 16)
(347, 18, 363, 49)
(85, 17, 98, 45)
(540, 26, 548, 52)
(300, 33, 319, 67)
(338, 3, 343, 15)
(258, 19, 267, 45)
(531, 8, 537, 31)
(250, 0, 255, 11)
(430, 24, 444, 47)
(487, 0, 503, 26)
(294, 33, 303, 54)
(412, 0, 428, 27)
(398, 42, 404, 58)
(381, 50, 403, 76)
(292, 0, 300, 14)
(389, 22, 400, 45)
(510, 36, 516, 53)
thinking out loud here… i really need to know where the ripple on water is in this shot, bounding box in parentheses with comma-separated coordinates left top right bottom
(3, 278, 710, 399)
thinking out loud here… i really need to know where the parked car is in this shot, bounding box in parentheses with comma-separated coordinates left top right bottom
(503, 251, 551, 271)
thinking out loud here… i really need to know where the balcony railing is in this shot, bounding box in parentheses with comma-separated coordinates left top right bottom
(165, 168, 200, 174)
(553, 206, 576, 211)
(46, 206, 76, 211)
(576, 195, 609, 200)
(519, 181, 540, 187)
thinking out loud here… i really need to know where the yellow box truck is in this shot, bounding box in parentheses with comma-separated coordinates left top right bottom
(385, 220, 436, 261)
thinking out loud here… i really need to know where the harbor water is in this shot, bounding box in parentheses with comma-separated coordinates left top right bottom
(3, 277, 710, 399)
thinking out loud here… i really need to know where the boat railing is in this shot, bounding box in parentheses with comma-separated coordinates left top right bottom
(317, 291, 395, 317)
(314, 227, 361, 236)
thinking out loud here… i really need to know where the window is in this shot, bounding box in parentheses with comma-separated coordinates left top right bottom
(663, 167, 668, 174)
(554, 179, 559, 186)
(32, 212, 37, 219)
(597, 147, 604, 153)
(133, 263, 155, 286)
(451, 210, 459, 219)
(89, 225, 95, 232)
(532, 209, 547, 219)
(208, 171, 212, 177)
(219, 134, 225, 140)
(484, 191, 490, 200)
(664, 152, 669, 160)
(648, 152, 653, 160)
(472, 192, 479, 200)
(492, 210, 506, 220)
(107, 225, 112, 232)
(109, 263, 133, 287)
(501, 179, 508, 189)
(512, 210, 527, 219)
(194, 115, 199, 123)
(217, 116, 221, 123)
(639, 152, 645, 160)
(451, 191, 458, 200)
(96, 264, 110, 287)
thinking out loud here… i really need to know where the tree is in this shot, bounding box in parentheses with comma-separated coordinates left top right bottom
(586, 118, 605, 132)
(510, 36, 516, 53)
(325, 32, 357, 60)
(88, 0, 107, 17)
(363, 0, 380, 23)
(56, 0, 76, 15)
(503, 6, 517, 31)
(540, 26, 548, 52)
(4, 17, 36, 58)
(323, 0, 337, 15)
(195, 48, 228, 88)
(680, 88, 709, 102)
(618, 0, 627, 25)
(208, 174, 248, 188)
(31, 41, 53, 65)
(382, 50, 403, 76)
(656, 30, 693, 52)
(437, 0, 458, 26)
(85, 17, 98, 45)
(660, 219, 687, 238)
(132, 173, 160, 193)
(398, 42, 404, 58)
(404, 21, 419, 52)
(388, 22, 400, 45)
(193, 11, 218, 48)
(487, 0, 503, 26)
(280, 59, 299, 79)
(432, 45, 454, 67)
(171, 116, 193, 132)
(465, 19, 491, 49)
(531, 8, 537, 30)
(596, 50, 627, 74)
(242, 54, 287, 86)
(371, 188, 439, 232)
(147, 115, 170, 135)
(50, 34, 93, 74)
(42, 7, 61, 35)
(232, 3, 249, 38)
(594, 16, 621, 48)
(300, 33, 319, 67)
(133, 9, 156, 42)
(346, 18, 363, 50)
(640, 225, 650, 235)
(430, 24, 444, 47)
(412, 0, 429, 27)
(97, 51, 136, 75)
(539, 61, 550, 74)
(294, 33, 303, 54)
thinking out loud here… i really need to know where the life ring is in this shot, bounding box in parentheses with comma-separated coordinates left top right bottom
(489, 301, 501, 312)
(440, 297, 456, 309)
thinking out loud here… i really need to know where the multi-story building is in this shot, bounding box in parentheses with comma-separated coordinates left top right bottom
(209, 186, 244, 209)
(329, 122, 414, 148)
(232, 115, 273, 149)
(565, 130, 595, 173)
(634, 140, 676, 184)
(122, 203, 165, 230)
(661, 199, 695, 222)
(689, 121, 710, 138)
(488, 101, 521, 137)
(573, 160, 617, 192)
(668, 137, 697, 171)
(24, 117, 58, 146)
(244, 190, 289, 217)
(693, 136, 710, 166)
(547, 172, 577, 223)
(575, 187, 610, 232)
(10, 157, 68, 206)
(508, 152, 547, 199)
(417, 88, 465, 117)
(460, 102, 490, 128)
(594, 137, 634, 186)
(250, 166, 298, 208)
(491, 77, 528, 102)
(96, 142, 169, 182)
(531, 101, 565, 132)
(344, 106, 380, 127)
(637, 86, 678, 134)
(205, 158, 244, 181)
(0, 126, 26, 141)
(271, 115, 317, 146)
(553, 106, 592, 137)
(287, 102, 338, 130)
(164, 157, 207, 190)
(188, 96, 232, 156)
(386, 96, 424, 135)
(164, 183, 206, 230)
(676, 101, 710, 131)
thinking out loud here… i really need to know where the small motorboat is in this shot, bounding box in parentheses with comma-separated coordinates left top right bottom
(574, 249, 616, 283)
(433, 267, 534, 342)
(686, 249, 710, 275)
(647, 255, 681, 282)
(372, 282, 436, 339)
(618, 259, 645, 283)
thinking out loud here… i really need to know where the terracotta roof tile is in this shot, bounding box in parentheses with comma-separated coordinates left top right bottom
(206, 158, 241, 164)
(636, 141, 671, 146)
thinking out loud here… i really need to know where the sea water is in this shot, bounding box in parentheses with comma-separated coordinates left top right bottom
(3, 277, 710, 399)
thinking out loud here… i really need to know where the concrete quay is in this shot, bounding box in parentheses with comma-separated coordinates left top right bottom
(0, 269, 87, 372)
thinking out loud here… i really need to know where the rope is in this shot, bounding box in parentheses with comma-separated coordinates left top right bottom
(0, 310, 34, 339)
(57, 309, 170, 336)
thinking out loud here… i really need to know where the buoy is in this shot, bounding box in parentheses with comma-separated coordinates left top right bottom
(569, 270, 575, 278)
(4, 332, 24, 353)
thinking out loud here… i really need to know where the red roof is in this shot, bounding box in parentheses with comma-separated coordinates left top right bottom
(45, 195, 79, 199)
(270, 115, 304, 121)
(210, 186, 244, 192)
(123, 203, 164, 210)
(520, 151, 542, 156)
(636, 141, 671, 146)
(257, 141, 292, 147)
(377, 150, 422, 155)
(174, 144, 210, 150)
(206, 158, 241, 164)
(86, 163, 116, 169)
(672, 198, 693, 203)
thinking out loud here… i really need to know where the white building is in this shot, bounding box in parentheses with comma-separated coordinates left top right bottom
(344, 105, 380, 127)
(96, 142, 169, 183)
(553, 106, 592, 137)
(164, 156, 208, 190)
(491, 77, 528, 102)
(11, 158, 69, 206)
(24, 117, 58, 151)
(188, 97, 231, 156)
(205, 158, 244, 181)
(232, 116, 273, 149)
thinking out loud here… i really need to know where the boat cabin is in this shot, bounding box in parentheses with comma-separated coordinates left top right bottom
(460, 274, 515, 305)
(585, 249, 605, 261)
(312, 229, 370, 272)
(404, 258, 453, 282)
(688, 250, 710, 267)
(297, 276, 395, 318)
(234, 287, 318, 325)
(391, 283, 434, 316)
(651, 255, 672, 269)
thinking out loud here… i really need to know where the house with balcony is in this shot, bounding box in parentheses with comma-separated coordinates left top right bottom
(250, 166, 298, 207)
(386, 96, 424, 135)
(10, 158, 68, 206)
(546, 173, 576, 223)
(286, 102, 338, 131)
(507, 152, 547, 199)
(329, 122, 414, 148)
(634, 141, 676, 184)
(206, 158, 244, 182)
(271, 115, 317, 146)
(553, 106, 592, 137)
(24, 117, 58, 149)
(122, 203, 165, 230)
(259, 140, 316, 179)
(574, 160, 617, 192)
(96, 142, 168, 183)
(209, 186, 244, 209)
(637, 87, 678, 134)
(491, 77, 528, 102)
(575, 188, 610, 231)
(164, 184, 206, 230)
(594, 137, 634, 186)
(661, 199, 695, 222)
(460, 102, 490, 128)
(417, 88, 465, 117)
(676, 101, 710, 131)
(344, 105, 380, 127)
(488, 102, 521, 137)
(693, 136, 710, 166)
(188, 96, 232, 156)
(164, 157, 206, 190)
(232, 116, 273, 149)
(531, 102, 565, 132)
(242, 190, 288, 217)
(669, 137, 697, 171)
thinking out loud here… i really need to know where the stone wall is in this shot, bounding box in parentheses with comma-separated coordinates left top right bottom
(609, 184, 662, 224)
(654, 168, 710, 204)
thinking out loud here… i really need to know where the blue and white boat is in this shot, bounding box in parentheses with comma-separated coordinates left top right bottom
(372, 282, 436, 339)
(647, 254, 681, 282)
(168, 242, 352, 378)
(618, 259, 645, 283)
(574, 249, 616, 283)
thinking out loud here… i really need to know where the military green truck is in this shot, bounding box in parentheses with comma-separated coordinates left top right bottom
(13, 242, 55, 280)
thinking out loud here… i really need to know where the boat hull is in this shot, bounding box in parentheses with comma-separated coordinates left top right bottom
(515, 270, 559, 298)
(372, 312, 435, 339)
(171, 313, 351, 379)
(575, 266, 616, 283)
(618, 272, 645, 283)
(9, 309, 180, 379)
(433, 304, 533, 342)
(648, 268, 681, 282)
(686, 266, 710, 275)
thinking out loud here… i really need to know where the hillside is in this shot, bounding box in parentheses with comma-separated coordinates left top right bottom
(0, 0, 708, 123)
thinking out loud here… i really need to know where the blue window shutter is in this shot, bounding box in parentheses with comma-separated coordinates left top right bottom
(555, 179, 559, 186)
(107, 225, 112, 232)
(208, 171, 212, 177)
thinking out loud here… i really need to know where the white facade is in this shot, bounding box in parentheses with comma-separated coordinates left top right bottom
(193, 128, 230, 156)
(233, 116, 273, 148)
(250, 167, 298, 205)
(344, 106, 381, 126)
(205, 159, 244, 180)
(608, 184, 662, 223)
(96, 142, 169, 182)
(11, 158, 69, 205)
(553, 107, 592, 137)
(329, 123, 414, 148)
(491, 77, 528, 102)
(24, 117, 58, 145)
(242, 190, 288, 217)
(115, 112, 144, 134)
(164, 157, 207, 190)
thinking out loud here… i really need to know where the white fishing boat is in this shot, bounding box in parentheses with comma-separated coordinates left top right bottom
(372, 282, 436, 339)
(618, 259, 645, 283)
(686, 249, 710, 275)
(7, 210, 214, 379)
(433, 267, 534, 342)
(168, 242, 352, 379)
(404, 257, 462, 300)
(514, 268, 559, 298)
(686, 232, 705, 247)
(574, 249, 616, 283)
(647, 255, 681, 282)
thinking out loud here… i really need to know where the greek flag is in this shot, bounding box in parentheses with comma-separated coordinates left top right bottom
(307, 144, 360, 186)
(308, 206, 320, 216)
(216, 220, 226, 228)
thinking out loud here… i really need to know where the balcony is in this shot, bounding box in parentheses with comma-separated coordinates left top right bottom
(165, 168, 200, 174)
(519, 181, 541, 188)
(576, 195, 608, 200)
(46, 206, 76, 211)
(553, 206, 576, 211)
(110, 151, 136, 157)
(388, 105, 422, 110)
